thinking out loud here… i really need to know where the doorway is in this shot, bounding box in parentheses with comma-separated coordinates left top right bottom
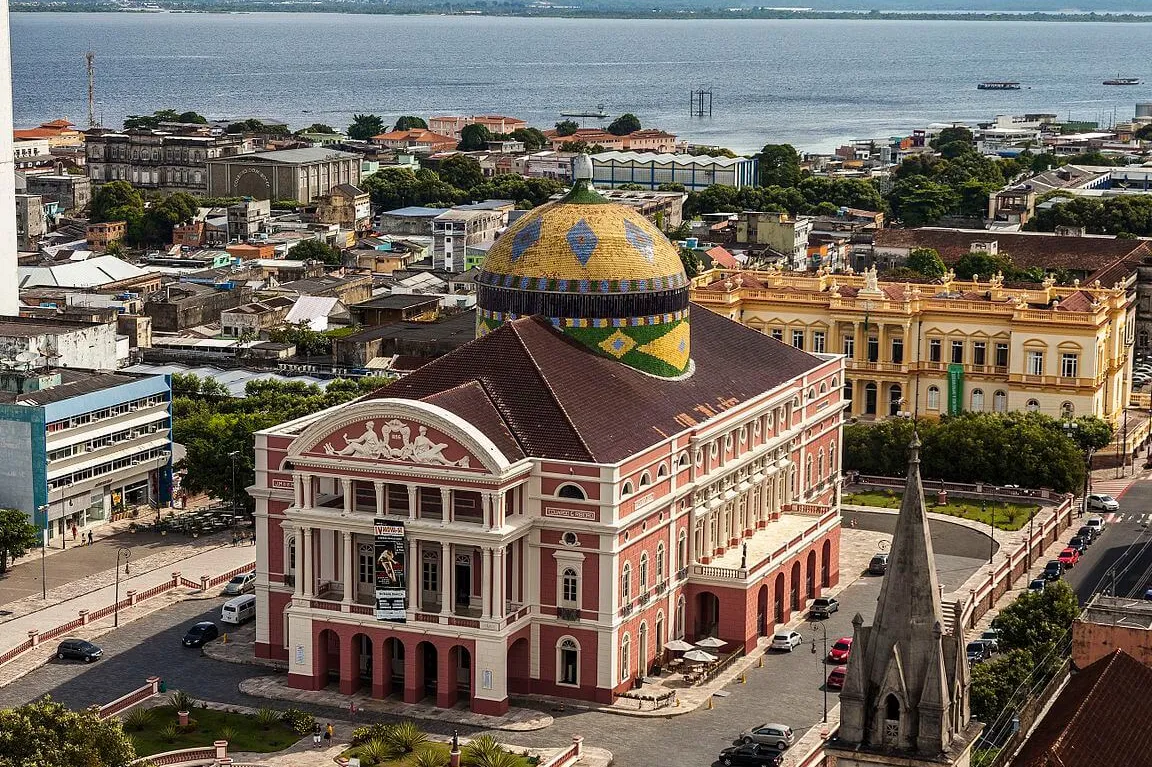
(455, 554, 471, 609)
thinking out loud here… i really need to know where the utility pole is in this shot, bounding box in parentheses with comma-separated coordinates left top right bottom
(85, 51, 96, 128)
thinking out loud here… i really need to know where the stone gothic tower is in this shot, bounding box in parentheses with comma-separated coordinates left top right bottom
(828, 436, 982, 767)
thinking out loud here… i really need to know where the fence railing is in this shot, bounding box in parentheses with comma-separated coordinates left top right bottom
(98, 677, 162, 719)
(538, 737, 584, 767)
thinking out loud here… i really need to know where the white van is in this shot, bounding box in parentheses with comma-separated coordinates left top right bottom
(221, 594, 257, 625)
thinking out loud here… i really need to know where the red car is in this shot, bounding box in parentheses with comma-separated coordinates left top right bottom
(827, 665, 848, 689)
(828, 637, 853, 663)
(1057, 547, 1080, 567)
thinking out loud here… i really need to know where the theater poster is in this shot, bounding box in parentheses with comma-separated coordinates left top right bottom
(373, 518, 407, 622)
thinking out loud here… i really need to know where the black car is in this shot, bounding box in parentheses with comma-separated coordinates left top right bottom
(182, 621, 220, 647)
(1043, 560, 1065, 581)
(966, 641, 992, 665)
(1076, 525, 1097, 543)
(1068, 536, 1088, 554)
(809, 597, 839, 619)
(868, 553, 889, 575)
(56, 639, 102, 663)
(719, 743, 784, 767)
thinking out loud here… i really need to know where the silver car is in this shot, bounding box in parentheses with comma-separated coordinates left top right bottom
(222, 571, 256, 595)
(740, 723, 795, 750)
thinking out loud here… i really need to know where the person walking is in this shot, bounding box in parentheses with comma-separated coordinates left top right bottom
(312, 724, 322, 748)
(87, 530, 93, 546)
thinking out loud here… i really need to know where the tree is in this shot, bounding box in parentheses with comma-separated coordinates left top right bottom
(457, 123, 493, 152)
(970, 648, 1036, 724)
(888, 176, 958, 226)
(510, 127, 548, 151)
(393, 116, 427, 132)
(905, 247, 947, 278)
(606, 113, 641, 136)
(554, 119, 579, 137)
(225, 119, 289, 136)
(361, 166, 419, 210)
(123, 109, 205, 131)
(289, 239, 342, 266)
(1070, 416, 1112, 453)
(437, 154, 485, 191)
(138, 192, 199, 246)
(297, 123, 337, 135)
(1137, 123, 1152, 142)
(993, 581, 1079, 655)
(0, 695, 137, 767)
(930, 126, 975, 151)
(0, 508, 38, 573)
(347, 114, 385, 141)
(755, 143, 802, 188)
(953, 250, 1015, 280)
(679, 247, 701, 278)
(267, 322, 333, 357)
(89, 181, 144, 224)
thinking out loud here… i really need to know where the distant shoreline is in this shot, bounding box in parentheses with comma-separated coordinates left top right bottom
(10, 7, 1152, 23)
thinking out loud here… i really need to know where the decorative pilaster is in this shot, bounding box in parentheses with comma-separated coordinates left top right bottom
(439, 541, 451, 615)
(341, 479, 353, 515)
(481, 547, 493, 620)
(407, 486, 418, 520)
(374, 481, 385, 517)
(301, 526, 314, 598)
(440, 487, 453, 524)
(341, 531, 354, 605)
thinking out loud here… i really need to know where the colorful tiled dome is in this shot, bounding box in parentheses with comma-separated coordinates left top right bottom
(476, 156, 691, 378)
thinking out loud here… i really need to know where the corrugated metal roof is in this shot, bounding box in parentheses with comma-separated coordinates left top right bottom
(124, 363, 331, 397)
(18, 256, 151, 289)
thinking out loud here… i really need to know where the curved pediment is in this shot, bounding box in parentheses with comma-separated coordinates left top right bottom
(288, 399, 513, 475)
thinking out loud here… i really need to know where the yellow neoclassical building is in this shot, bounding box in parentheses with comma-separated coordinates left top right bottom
(691, 266, 1134, 425)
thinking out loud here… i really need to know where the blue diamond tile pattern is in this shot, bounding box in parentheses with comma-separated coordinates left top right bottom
(566, 219, 599, 267)
(623, 219, 656, 264)
(510, 217, 543, 262)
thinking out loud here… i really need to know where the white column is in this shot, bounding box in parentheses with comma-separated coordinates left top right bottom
(440, 487, 453, 524)
(341, 531, 354, 605)
(341, 478, 353, 514)
(482, 492, 493, 531)
(374, 481, 385, 517)
(440, 541, 451, 615)
(293, 474, 304, 509)
(407, 486, 418, 520)
(302, 526, 314, 597)
(301, 474, 313, 509)
(293, 526, 305, 597)
(493, 546, 505, 619)
(481, 546, 493, 620)
(407, 539, 418, 613)
(509, 540, 519, 602)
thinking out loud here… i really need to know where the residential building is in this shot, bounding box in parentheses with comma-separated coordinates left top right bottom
(13, 137, 53, 171)
(735, 211, 815, 269)
(545, 128, 626, 151)
(264, 274, 373, 307)
(0, 368, 173, 541)
(370, 130, 458, 155)
(251, 163, 842, 714)
(87, 221, 127, 250)
(85, 128, 246, 195)
(1073, 595, 1152, 669)
(26, 173, 91, 214)
(221, 296, 296, 338)
(228, 199, 272, 241)
(429, 115, 528, 140)
(15, 193, 46, 250)
(512, 151, 578, 181)
(0, 316, 126, 369)
(691, 266, 1133, 426)
(432, 206, 508, 271)
(206, 148, 362, 202)
(18, 255, 161, 296)
(377, 207, 450, 237)
(171, 220, 206, 248)
(330, 310, 477, 368)
(227, 243, 276, 262)
(349, 295, 441, 327)
(590, 151, 758, 191)
(14, 119, 85, 148)
(314, 184, 371, 231)
(144, 282, 254, 332)
(619, 129, 684, 153)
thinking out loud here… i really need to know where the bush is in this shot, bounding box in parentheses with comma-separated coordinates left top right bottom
(281, 708, 316, 736)
(414, 745, 451, 767)
(358, 737, 393, 766)
(121, 707, 153, 732)
(168, 690, 194, 711)
(352, 722, 393, 746)
(217, 725, 239, 743)
(463, 734, 519, 767)
(385, 721, 429, 755)
(254, 707, 282, 730)
(159, 723, 180, 744)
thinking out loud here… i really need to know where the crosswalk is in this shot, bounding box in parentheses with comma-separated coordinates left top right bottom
(1104, 512, 1152, 525)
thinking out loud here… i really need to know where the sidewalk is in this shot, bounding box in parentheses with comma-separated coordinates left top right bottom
(0, 543, 256, 687)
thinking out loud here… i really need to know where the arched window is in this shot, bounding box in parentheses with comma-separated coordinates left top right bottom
(678, 453, 690, 468)
(677, 529, 688, 571)
(829, 441, 837, 473)
(888, 384, 903, 417)
(639, 472, 651, 487)
(620, 633, 631, 681)
(886, 694, 901, 721)
(562, 567, 579, 605)
(844, 379, 853, 404)
(639, 553, 649, 590)
(1061, 401, 1075, 419)
(971, 389, 985, 411)
(286, 535, 297, 577)
(1026, 399, 1040, 413)
(676, 595, 686, 638)
(806, 455, 814, 486)
(927, 385, 940, 410)
(657, 464, 668, 479)
(820, 382, 828, 394)
(817, 448, 825, 480)
(807, 387, 816, 401)
(994, 390, 1007, 412)
(864, 382, 878, 415)
(622, 481, 634, 496)
(557, 483, 586, 500)
(558, 637, 580, 686)
(831, 376, 838, 388)
(656, 543, 666, 583)
(621, 562, 632, 604)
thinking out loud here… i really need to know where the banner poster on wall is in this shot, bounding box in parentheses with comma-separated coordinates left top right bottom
(374, 518, 407, 622)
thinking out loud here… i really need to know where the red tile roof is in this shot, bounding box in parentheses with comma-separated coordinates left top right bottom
(370, 308, 823, 463)
(705, 246, 739, 269)
(1012, 650, 1152, 767)
(372, 129, 457, 145)
(873, 229, 1151, 272)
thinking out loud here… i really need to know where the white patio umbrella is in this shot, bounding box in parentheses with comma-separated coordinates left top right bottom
(696, 636, 727, 650)
(682, 649, 718, 664)
(664, 639, 695, 652)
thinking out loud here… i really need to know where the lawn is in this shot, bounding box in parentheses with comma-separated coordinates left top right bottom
(842, 490, 1040, 531)
(342, 741, 537, 767)
(126, 705, 301, 756)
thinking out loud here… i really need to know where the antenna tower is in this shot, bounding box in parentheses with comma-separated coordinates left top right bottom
(85, 51, 96, 128)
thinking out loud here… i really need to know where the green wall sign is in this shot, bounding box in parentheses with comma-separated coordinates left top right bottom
(947, 363, 964, 416)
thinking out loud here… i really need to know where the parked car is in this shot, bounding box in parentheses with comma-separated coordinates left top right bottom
(827, 637, 853, 663)
(1057, 547, 1081, 568)
(979, 629, 1001, 652)
(827, 665, 848, 690)
(1028, 578, 1047, 594)
(719, 743, 784, 766)
(739, 723, 795, 750)
(868, 553, 889, 575)
(1068, 536, 1088, 554)
(1087, 495, 1119, 512)
(1076, 525, 1098, 543)
(222, 571, 256, 595)
(1043, 560, 1065, 581)
(809, 597, 839, 619)
(56, 639, 102, 663)
(1086, 517, 1107, 535)
(966, 641, 992, 665)
(182, 621, 219, 647)
(1145, 587, 1152, 601)
(771, 631, 804, 652)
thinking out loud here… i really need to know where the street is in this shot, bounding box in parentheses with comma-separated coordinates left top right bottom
(0, 531, 989, 767)
(1066, 478, 1152, 603)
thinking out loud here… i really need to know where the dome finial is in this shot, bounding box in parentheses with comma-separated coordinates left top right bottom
(561, 153, 608, 204)
(573, 154, 593, 182)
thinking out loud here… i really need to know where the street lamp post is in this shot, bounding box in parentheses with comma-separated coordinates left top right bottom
(228, 451, 240, 517)
(810, 620, 829, 723)
(114, 547, 131, 628)
(37, 504, 49, 600)
(985, 499, 994, 564)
